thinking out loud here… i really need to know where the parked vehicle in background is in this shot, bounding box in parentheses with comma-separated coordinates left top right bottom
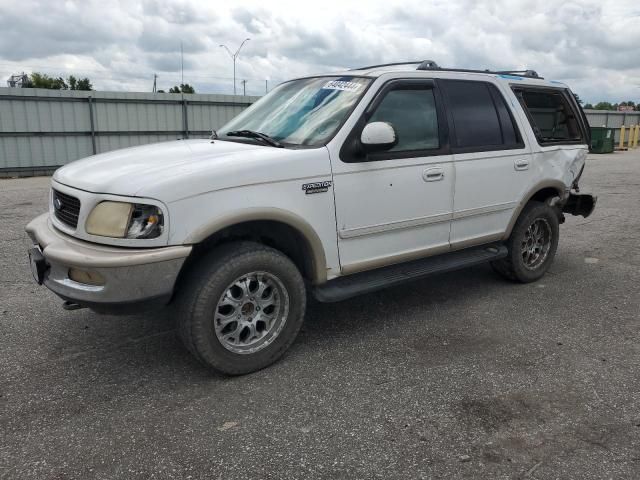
(26, 60, 596, 375)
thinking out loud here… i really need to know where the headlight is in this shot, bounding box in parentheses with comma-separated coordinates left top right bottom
(85, 201, 164, 239)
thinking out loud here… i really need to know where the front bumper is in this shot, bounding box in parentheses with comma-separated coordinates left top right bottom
(25, 213, 192, 313)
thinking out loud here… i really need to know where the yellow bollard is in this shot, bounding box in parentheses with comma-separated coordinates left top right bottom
(619, 125, 626, 150)
(633, 125, 640, 148)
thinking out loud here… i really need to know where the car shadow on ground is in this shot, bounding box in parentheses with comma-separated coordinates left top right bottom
(24, 264, 510, 384)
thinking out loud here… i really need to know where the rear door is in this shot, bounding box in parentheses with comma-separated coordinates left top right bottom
(439, 79, 532, 248)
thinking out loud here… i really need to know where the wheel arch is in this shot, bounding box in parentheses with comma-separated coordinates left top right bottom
(181, 208, 328, 285)
(503, 181, 566, 239)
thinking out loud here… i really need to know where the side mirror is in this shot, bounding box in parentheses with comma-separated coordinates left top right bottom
(360, 122, 397, 152)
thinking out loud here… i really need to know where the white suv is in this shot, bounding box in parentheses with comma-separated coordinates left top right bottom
(26, 60, 596, 374)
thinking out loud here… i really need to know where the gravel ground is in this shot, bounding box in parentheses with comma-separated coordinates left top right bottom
(1, 151, 639, 479)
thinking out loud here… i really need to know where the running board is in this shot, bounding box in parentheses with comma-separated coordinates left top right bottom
(313, 244, 508, 303)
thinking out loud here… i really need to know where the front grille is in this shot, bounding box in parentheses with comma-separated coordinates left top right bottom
(52, 189, 81, 228)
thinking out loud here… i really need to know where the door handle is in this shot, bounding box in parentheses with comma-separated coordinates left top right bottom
(423, 167, 445, 182)
(514, 158, 529, 171)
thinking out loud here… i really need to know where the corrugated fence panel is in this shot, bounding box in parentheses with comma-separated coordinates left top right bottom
(583, 110, 640, 144)
(3, 91, 640, 177)
(0, 88, 258, 176)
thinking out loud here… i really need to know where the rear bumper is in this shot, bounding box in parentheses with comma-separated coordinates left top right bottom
(562, 192, 597, 218)
(25, 213, 192, 314)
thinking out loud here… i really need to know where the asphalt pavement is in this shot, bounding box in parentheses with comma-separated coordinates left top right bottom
(1, 151, 639, 479)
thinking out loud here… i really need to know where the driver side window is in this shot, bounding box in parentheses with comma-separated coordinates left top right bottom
(368, 87, 440, 152)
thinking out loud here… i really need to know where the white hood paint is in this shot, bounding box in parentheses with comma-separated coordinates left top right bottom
(53, 139, 331, 203)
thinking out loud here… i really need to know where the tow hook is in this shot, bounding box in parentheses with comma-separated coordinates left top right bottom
(62, 300, 86, 311)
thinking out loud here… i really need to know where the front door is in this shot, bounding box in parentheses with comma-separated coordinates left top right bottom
(330, 79, 454, 274)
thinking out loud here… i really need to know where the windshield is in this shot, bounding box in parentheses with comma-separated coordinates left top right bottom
(218, 76, 371, 147)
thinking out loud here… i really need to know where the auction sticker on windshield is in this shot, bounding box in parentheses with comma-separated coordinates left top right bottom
(322, 80, 362, 92)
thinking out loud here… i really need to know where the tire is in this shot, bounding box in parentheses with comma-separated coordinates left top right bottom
(176, 241, 306, 375)
(491, 201, 560, 283)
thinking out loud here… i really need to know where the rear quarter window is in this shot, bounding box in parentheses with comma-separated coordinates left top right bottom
(513, 88, 584, 145)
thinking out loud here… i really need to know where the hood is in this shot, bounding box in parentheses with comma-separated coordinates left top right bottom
(53, 139, 331, 202)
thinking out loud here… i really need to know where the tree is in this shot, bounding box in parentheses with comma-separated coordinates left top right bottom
(573, 93, 583, 105)
(593, 102, 615, 111)
(586, 100, 640, 111)
(24, 72, 93, 90)
(583, 103, 594, 109)
(27, 73, 67, 89)
(169, 83, 195, 94)
(67, 75, 93, 91)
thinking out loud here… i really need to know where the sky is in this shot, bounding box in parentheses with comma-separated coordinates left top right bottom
(0, 0, 638, 102)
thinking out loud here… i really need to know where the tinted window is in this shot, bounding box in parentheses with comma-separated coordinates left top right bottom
(368, 88, 439, 152)
(441, 80, 522, 150)
(490, 88, 519, 145)
(517, 89, 582, 143)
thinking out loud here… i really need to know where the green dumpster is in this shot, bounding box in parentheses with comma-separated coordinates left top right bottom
(590, 127, 615, 154)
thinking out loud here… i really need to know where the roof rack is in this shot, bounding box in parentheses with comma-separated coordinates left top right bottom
(350, 61, 423, 70)
(352, 60, 543, 79)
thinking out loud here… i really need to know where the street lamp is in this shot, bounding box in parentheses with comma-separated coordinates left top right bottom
(220, 38, 250, 96)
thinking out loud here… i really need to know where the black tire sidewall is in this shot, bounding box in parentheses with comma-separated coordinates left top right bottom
(180, 243, 306, 375)
(507, 202, 559, 282)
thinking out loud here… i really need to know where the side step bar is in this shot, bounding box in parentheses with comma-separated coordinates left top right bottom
(313, 244, 508, 303)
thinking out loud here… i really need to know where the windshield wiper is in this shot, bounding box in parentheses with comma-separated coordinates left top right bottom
(225, 130, 284, 148)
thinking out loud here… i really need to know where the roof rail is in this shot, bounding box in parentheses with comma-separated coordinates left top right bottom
(352, 60, 543, 79)
(493, 70, 541, 79)
(416, 61, 542, 78)
(350, 61, 423, 70)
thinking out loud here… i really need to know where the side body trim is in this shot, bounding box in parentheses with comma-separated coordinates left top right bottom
(338, 201, 517, 240)
(339, 212, 452, 239)
(453, 201, 518, 220)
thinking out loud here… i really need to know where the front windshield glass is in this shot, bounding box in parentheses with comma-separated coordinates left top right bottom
(218, 76, 371, 147)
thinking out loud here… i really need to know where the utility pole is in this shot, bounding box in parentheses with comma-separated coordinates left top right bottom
(265, 79, 268, 94)
(152, 74, 157, 93)
(219, 38, 250, 95)
(180, 41, 184, 94)
(241, 80, 247, 96)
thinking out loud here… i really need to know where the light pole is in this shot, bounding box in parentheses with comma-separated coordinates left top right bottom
(220, 38, 250, 96)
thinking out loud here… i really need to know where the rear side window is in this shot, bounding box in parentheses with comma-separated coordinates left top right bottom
(440, 80, 522, 151)
(515, 89, 583, 144)
(368, 87, 439, 152)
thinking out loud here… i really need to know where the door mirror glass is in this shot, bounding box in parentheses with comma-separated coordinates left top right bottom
(360, 122, 397, 152)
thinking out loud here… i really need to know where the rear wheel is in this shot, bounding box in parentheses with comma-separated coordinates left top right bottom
(491, 201, 559, 283)
(177, 242, 306, 375)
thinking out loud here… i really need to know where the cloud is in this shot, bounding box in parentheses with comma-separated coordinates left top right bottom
(0, 0, 638, 101)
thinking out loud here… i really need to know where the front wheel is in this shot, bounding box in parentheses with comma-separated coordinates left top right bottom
(491, 201, 560, 283)
(176, 242, 306, 375)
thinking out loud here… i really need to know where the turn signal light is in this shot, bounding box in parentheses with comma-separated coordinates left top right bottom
(68, 268, 105, 286)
